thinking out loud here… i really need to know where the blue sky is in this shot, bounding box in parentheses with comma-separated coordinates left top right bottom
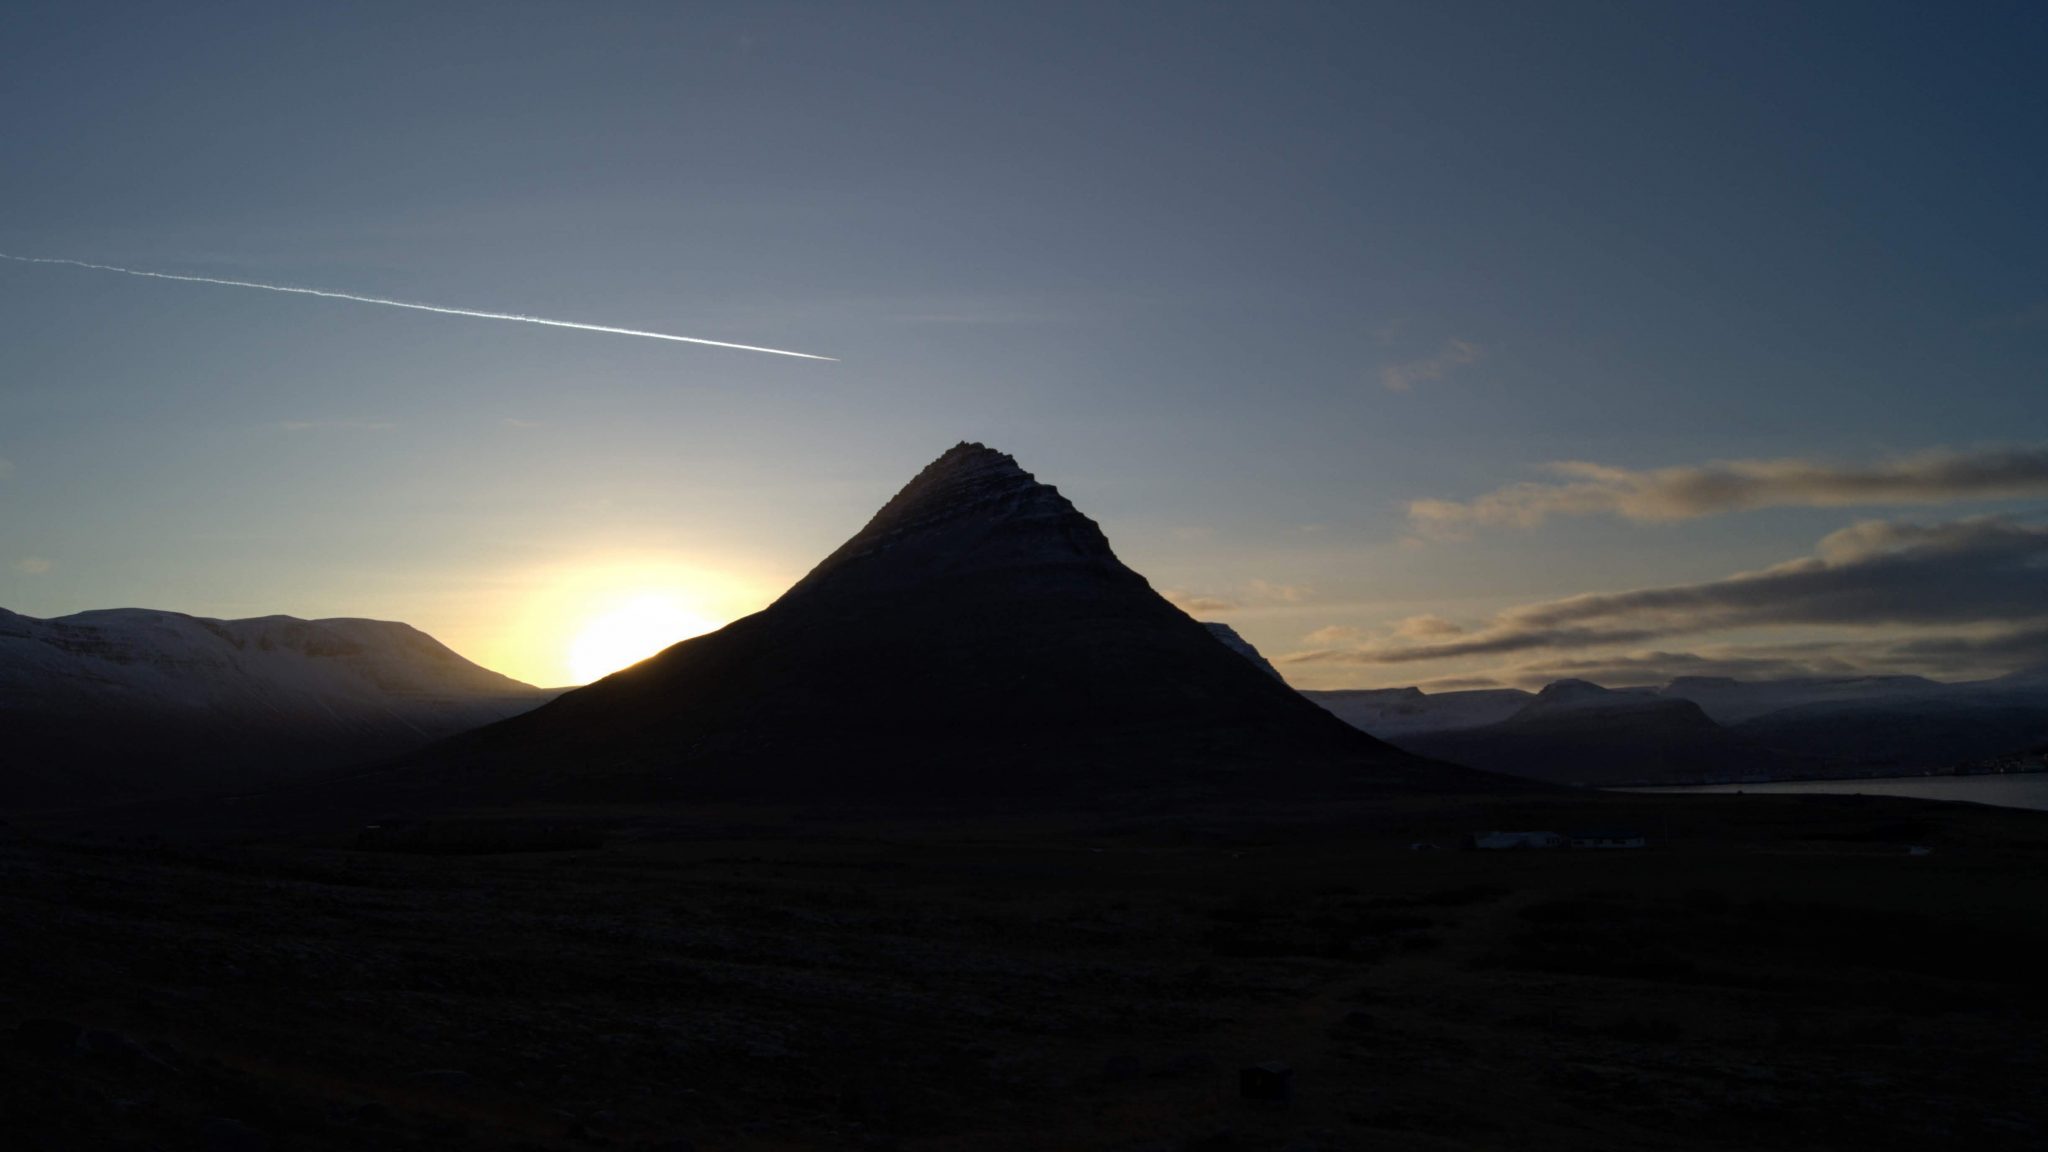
(3, 1, 2045, 687)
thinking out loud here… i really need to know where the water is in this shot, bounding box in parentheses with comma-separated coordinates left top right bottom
(1619, 774, 2048, 813)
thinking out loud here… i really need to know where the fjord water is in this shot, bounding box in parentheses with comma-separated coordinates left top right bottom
(1623, 774, 2048, 812)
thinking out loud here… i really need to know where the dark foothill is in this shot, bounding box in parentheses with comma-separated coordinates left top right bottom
(1102, 1052, 1146, 1082)
(12, 1017, 83, 1056)
(1239, 1061, 1293, 1103)
(200, 1117, 269, 1152)
(1331, 1009, 1378, 1036)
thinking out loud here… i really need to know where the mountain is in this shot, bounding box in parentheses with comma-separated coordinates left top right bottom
(1393, 679, 1796, 787)
(1649, 671, 2048, 774)
(389, 442, 1476, 804)
(1304, 686, 1533, 737)
(1727, 688, 2048, 775)
(1311, 667, 2048, 784)
(0, 608, 552, 807)
(1654, 674, 1948, 725)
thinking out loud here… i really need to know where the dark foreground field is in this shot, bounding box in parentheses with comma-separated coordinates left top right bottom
(4, 793, 2045, 1151)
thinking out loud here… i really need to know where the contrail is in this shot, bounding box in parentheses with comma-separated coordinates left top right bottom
(0, 251, 836, 361)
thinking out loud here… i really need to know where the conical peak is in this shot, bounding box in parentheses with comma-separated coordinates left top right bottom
(873, 440, 1047, 519)
(782, 442, 1124, 600)
(931, 440, 1023, 476)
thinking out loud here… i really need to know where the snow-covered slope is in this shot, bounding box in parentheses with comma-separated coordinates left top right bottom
(1302, 686, 1533, 738)
(0, 607, 553, 806)
(1202, 622, 1284, 680)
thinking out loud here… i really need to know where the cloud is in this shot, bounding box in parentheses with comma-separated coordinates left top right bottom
(502, 417, 545, 429)
(1443, 629, 2048, 690)
(1380, 339, 1481, 392)
(1409, 445, 2048, 537)
(279, 419, 396, 432)
(1166, 580, 1314, 616)
(14, 557, 53, 574)
(1246, 579, 1311, 603)
(1884, 623, 2048, 665)
(1393, 614, 1464, 639)
(1283, 516, 2048, 668)
(1414, 675, 1506, 691)
(1165, 591, 1241, 614)
(1494, 647, 1871, 688)
(0, 456, 12, 478)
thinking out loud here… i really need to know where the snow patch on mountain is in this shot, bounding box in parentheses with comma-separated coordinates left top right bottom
(1202, 622, 1284, 680)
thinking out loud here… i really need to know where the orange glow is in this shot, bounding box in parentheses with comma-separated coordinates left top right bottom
(429, 553, 777, 687)
(567, 594, 716, 683)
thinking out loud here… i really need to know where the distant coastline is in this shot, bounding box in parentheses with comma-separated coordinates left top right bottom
(1609, 762, 2047, 789)
(1612, 771, 2048, 814)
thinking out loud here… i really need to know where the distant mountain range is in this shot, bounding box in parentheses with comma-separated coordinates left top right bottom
(0, 608, 553, 806)
(1301, 668, 2048, 786)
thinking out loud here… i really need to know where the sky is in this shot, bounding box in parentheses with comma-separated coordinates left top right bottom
(3, 1, 2046, 689)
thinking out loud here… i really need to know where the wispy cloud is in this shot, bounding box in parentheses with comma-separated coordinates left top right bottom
(1491, 647, 1869, 688)
(1165, 590, 1241, 614)
(1165, 579, 1315, 616)
(1247, 579, 1311, 603)
(1414, 675, 1507, 691)
(501, 417, 545, 429)
(1409, 445, 2048, 537)
(1285, 516, 2048, 669)
(0, 456, 13, 479)
(14, 557, 53, 575)
(1381, 338, 1481, 392)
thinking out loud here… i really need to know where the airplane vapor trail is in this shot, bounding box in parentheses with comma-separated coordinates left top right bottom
(0, 252, 837, 361)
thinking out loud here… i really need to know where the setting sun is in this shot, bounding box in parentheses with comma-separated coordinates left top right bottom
(566, 594, 717, 684)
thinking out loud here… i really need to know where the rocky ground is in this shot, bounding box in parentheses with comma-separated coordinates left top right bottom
(3, 792, 2045, 1151)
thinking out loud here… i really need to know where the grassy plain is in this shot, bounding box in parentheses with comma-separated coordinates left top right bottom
(4, 791, 2044, 1150)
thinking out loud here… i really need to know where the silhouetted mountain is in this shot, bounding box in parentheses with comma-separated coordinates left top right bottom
(393, 443, 1476, 804)
(1311, 668, 2048, 784)
(1395, 679, 1797, 786)
(1656, 674, 1948, 725)
(0, 608, 552, 807)
(1728, 690, 2048, 775)
(1645, 672, 2048, 775)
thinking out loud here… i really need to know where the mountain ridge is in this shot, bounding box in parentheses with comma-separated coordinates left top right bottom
(0, 606, 552, 806)
(1305, 667, 2048, 784)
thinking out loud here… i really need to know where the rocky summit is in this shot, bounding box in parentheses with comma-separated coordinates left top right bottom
(393, 442, 1469, 804)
